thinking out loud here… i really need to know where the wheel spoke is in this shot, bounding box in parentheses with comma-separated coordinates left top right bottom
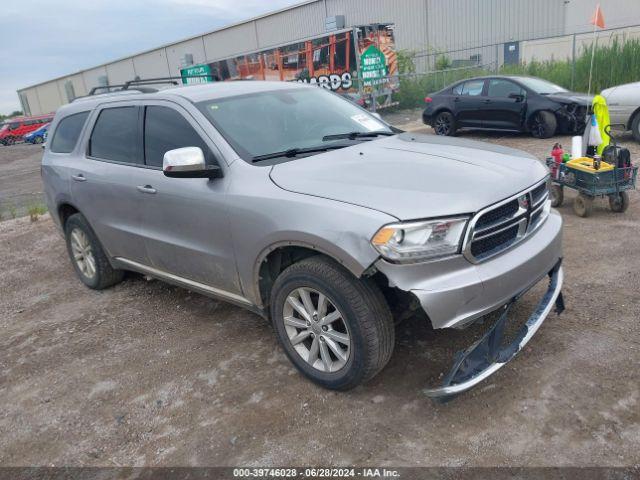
(319, 341, 332, 372)
(324, 329, 349, 345)
(316, 293, 327, 318)
(286, 296, 311, 322)
(307, 336, 319, 364)
(320, 310, 341, 326)
(324, 337, 347, 363)
(85, 255, 96, 277)
(298, 288, 315, 317)
(71, 231, 83, 248)
(284, 316, 307, 329)
(290, 330, 311, 346)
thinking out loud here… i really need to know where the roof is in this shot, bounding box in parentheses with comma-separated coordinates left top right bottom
(55, 80, 312, 115)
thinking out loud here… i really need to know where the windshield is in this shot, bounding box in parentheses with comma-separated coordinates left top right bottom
(197, 87, 391, 162)
(517, 77, 568, 94)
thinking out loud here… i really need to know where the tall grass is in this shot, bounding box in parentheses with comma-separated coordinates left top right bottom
(501, 37, 640, 93)
(392, 37, 640, 109)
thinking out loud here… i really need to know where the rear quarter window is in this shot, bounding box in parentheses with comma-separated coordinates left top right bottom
(50, 112, 90, 153)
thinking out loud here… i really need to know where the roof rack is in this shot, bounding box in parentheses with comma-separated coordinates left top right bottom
(87, 75, 214, 96)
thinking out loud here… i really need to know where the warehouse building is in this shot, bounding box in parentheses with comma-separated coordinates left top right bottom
(17, 0, 640, 115)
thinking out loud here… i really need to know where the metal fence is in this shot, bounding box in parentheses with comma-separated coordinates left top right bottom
(410, 23, 640, 90)
(361, 23, 640, 110)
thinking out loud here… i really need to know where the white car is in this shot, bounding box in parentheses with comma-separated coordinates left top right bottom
(601, 81, 640, 142)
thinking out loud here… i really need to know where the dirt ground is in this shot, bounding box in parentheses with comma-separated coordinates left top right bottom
(0, 143, 46, 219)
(1, 116, 639, 468)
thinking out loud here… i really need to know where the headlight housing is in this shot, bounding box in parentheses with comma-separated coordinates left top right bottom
(371, 217, 469, 263)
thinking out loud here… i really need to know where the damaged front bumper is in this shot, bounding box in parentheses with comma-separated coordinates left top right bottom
(423, 261, 564, 401)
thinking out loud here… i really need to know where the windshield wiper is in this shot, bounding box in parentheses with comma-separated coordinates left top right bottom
(252, 144, 347, 163)
(322, 131, 395, 141)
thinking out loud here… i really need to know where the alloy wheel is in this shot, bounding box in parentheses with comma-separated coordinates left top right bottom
(70, 228, 96, 279)
(282, 287, 351, 373)
(435, 115, 451, 135)
(532, 115, 545, 137)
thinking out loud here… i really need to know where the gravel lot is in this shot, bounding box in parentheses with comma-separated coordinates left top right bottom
(1, 116, 639, 468)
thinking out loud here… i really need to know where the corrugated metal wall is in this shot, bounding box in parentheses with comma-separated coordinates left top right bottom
(16, 0, 640, 115)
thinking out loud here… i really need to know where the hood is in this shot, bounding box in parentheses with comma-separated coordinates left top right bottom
(269, 133, 548, 220)
(546, 91, 593, 105)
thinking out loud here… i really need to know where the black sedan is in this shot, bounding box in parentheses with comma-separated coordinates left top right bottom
(422, 75, 592, 138)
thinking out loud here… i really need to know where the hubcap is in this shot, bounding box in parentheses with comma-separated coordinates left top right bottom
(70, 228, 96, 279)
(282, 287, 350, 373)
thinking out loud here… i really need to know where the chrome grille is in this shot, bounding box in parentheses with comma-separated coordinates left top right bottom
(464, 179, 550, 263)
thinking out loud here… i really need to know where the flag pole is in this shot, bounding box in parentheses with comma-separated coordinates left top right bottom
(587, 22, 597, 96)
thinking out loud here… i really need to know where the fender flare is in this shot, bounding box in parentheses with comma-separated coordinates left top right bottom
(250, 236, 376, 307)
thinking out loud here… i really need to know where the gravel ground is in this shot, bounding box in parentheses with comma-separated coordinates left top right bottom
(0, 143, 45, 219)
(1, 115, 639, 468)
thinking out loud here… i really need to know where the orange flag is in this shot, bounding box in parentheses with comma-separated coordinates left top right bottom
(590, 4, 605, 29)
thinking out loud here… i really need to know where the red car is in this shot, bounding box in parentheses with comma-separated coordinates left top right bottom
(0, 113, 55, 145)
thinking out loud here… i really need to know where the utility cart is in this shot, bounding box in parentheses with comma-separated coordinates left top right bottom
(547, 128, 638, 217)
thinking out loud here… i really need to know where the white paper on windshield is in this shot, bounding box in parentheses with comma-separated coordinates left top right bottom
(351, 114, 385, 131)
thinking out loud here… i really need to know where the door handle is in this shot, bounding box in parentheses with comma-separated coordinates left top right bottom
(483, 99, 492, 104)
(136, 185, 157, 194)
(71, 174, 86, 182)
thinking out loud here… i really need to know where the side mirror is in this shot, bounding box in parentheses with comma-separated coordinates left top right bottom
(163, 147, 222, 179)
(508, 93, 525, 102)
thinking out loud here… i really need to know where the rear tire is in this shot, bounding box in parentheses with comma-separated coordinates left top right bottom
(270, 256, 395, 390)
(530, 111, 557, 139)
(632, 114, 640, 143)
(64, 213, 124, 290)
(434, 111, 457, 136)
(550, 184, 564, 207)
(609, 191, 629, 213)
(573, 193, 593, 217)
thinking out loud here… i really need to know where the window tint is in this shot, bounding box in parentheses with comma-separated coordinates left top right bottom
(452, 83, 463, 95)
(487, 79, 524, 98)
(144, 106, 212, 168)
(89, 107, 140, 163)
(460, 80, 485, 96)
(50, 112, 89, 153)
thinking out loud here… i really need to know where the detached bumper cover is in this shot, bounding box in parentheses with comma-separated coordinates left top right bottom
(423, 261, 564, 401)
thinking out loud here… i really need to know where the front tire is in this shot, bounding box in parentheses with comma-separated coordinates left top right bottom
(34, 136, 43, 144)
(573, 193, 593, 217)
(64, 213, 124, 289)
(631, 114, 640, 143)
(270, 256, 395, 390)
(434, 111, 456, 136)
(530, 111, 557, 139)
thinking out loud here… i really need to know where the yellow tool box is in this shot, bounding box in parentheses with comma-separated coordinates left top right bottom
(566, 157, 614, 173)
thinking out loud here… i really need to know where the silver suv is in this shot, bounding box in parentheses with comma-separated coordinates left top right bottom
(42, 81, 564, 399)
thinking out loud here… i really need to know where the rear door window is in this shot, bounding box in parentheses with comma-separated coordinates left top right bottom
(50, 111, 90, 153)
(460, 80, 485, 96)
(89, 107, 141, 164)
(143, 105, 212, 168)
(487, 79, 524, 98)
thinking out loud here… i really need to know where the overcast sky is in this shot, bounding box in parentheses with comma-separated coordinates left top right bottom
(0, 0, 302, 114)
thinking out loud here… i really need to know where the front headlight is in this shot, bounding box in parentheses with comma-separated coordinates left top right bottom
(371, 217, 469, 263)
